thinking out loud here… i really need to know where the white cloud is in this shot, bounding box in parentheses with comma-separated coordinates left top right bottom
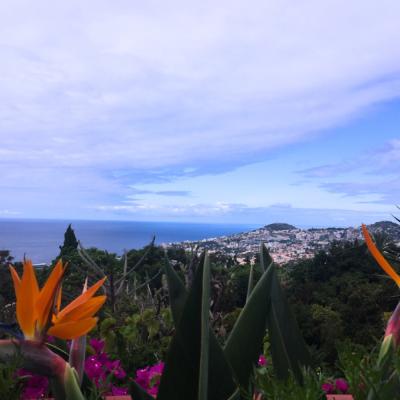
(0, 209, 21, 216)
(1, 1, 400, 173)
(1, 1, 400, 219)
(94, 201, 392, 227)
(297, 139, 400, 205)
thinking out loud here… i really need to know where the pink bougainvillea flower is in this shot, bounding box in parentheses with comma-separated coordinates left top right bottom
(111, 385, 129, 395)
(135, 361, 164, 398)
(335, 378, 349, 393)
(84, 337, 127, 395)
(17, 368, 49, 400)
(322, 382, 335, 394)
(258, 354, 267, 367)
(89, 338, 105, 354)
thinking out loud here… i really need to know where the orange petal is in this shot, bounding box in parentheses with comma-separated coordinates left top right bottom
(362, 224, 400, 287)
(17, 260, 40, 338)
(48, 317, 98, 340)
(9, 266, 21, 298)
(36, 259, 65, 332)
(54, 296, 106, 325)
(57, 277, 106, 320)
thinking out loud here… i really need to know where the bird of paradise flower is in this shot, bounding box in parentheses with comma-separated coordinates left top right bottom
(9, 259, 106, 341)
(0, 259, 106, 400)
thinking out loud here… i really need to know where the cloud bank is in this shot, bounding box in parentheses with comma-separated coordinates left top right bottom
(1, 1, 400, 219)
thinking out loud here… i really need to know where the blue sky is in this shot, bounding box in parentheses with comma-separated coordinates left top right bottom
(1, 1, 400, 227)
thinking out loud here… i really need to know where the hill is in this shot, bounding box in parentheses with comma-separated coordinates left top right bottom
(264, 223, 297, 231)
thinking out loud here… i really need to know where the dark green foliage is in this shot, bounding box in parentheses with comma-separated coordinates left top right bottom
(59, 224, 78, 256)
(286, 240, 400, 363)
(255, 366, 326, 400)
(0, 359, 23, 400)
(99, 307, 174, 374)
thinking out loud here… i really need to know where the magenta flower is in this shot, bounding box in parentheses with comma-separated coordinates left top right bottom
(84, 338, 127, 395)
(258, 354, 267, 367)
(335, 378, 349, 393)
(135, 361, 165, 398)
(111, 385, 129, 395)
(16, 369, 49, 400)
(89, 338, 105, 354)
(322, 382, 335, 394)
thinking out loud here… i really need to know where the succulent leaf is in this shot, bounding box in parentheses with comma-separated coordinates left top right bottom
(266, 265, 312, 383)
(158, 253, 235, 400)
(224, 261, 274, 388)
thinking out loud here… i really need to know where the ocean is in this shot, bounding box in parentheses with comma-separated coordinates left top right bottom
(0, 219, 257, 264)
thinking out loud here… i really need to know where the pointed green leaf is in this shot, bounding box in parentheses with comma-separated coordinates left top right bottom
(246, 264, 255, 302)
(198, 253, 210, 400)
(224, 262, 275, 388)
(164, 255, 188, 325)
(158, 254, 235, 400)
(63, 364, 85, 400)
(267, 264, 312, 382)
(260, 243, 273, 272)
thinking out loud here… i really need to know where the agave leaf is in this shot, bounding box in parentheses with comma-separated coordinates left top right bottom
(266, 263, 312, 383)
(246, 264, 255, 303)
(260, 244, 273, 272)
(158, 253, 235, 400)
(198, 254, 210, 400)
(164, 251, 236, 396)
(163, 255, 188, 325)
(224, 262, 275, 388)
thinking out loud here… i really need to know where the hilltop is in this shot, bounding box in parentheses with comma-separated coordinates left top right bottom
(166, 220, 400, 265)
(264, 223, 297, 231)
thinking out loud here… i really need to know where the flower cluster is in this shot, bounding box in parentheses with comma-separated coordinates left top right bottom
(9, 260, 106, 341)
(135, 361, 165, 398)
(16, 369, 49, 400)
(84, 338, 128, 396)
(258, 354, 267, 367)
(322, 378, 349, 394)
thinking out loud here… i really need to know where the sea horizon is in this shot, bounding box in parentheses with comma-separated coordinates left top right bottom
(0, 217, 377, 265)
(0, 218, 260, 264)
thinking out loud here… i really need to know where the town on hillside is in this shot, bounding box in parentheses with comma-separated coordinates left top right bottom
(164, 221, 400, 265)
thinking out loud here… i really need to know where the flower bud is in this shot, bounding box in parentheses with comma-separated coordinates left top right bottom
(385, 302, 400, 348)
